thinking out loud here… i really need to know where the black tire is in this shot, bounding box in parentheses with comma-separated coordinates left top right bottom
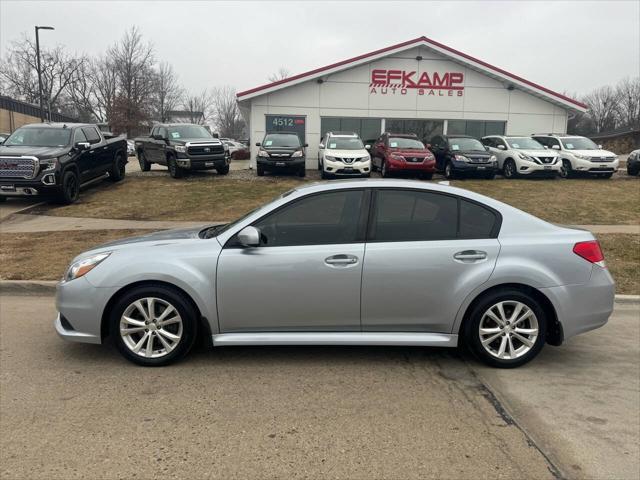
(371, 159, 378, 172)
(363, 172, 371, 178)
(317, 158, 322, 171)
(109, 284, 199, 367)
(108, 153, 126, 182)
(217, 164, 230, 175)
(168, 156, 183, 179)
(0, 196, 6, 203)
(56, 170, 80, 204)
(503, 159, 517, 179)
(381, 160, 391, 178)
(297, 166, 306, 178)
(484, 171, 496, 180)
(257, 165, 265, 177)
(420, 172, 433, 180)
(560, 159, 573, 179)
(444, 161, 456, 180)
(464, 288, 547, 368)
(321, 168, 329, 179)
(138, 151, 151, 172)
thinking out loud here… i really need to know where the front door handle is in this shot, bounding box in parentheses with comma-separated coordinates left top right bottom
(453, 250, 487, 262)
(325, 254, 358, 266)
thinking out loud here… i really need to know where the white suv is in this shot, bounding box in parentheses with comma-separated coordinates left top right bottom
(532, 134, 619, 179)
(318, 132, 371, 179)
(481, 135, 561, 178)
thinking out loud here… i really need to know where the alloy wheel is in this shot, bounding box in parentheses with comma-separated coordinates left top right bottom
(119, 297, 183, 358)
(478, 300, 539, 360)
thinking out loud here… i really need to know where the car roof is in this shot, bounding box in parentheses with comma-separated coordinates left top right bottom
(327, 131, 358, 137)
(446, 134, 477, 139)
(385, 132, 418, 137)
(266, 131, 298, 135)
(21, 122, 96, 129)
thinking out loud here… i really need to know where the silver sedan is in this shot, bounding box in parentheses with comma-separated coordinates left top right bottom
(55, 179, 615, 367)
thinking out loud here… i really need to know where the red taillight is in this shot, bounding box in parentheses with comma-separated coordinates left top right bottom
(573, 241, 605, 266)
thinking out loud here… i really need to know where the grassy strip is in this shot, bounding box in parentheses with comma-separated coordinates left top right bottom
(1, 230, 637, 294)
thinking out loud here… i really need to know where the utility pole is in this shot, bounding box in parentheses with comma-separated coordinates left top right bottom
(35, 25, 54, 122)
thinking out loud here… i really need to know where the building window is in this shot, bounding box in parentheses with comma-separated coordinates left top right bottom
(385, 119, 444, 143)
(447, 120, 506, 137)
(320, 118, 381, 143)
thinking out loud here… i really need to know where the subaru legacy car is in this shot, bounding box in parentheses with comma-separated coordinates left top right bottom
(55, 180, 614, 368)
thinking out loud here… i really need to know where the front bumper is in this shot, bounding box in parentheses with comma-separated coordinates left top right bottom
(257, 157, 306, 169)
(571, 157, 619, 174)
(517, 161, 561, 176)
(55, 276, 119, 344)
(0, 173, 60, 197)
(324, 158, 370, 176)
(387, 158, 436, 173)
(176, 154, 227, 170)
(451, 160, 498, 174)
(541, 265, 615, 342)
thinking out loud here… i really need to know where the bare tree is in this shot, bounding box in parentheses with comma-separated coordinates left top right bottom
(615, 77, 640, 129)
(107, 26, 155, 135)
(182, 90, 213, 125)
(152, 62, 183, 122)
(268, 67, 290, 83)
(211, 86, 245, 138)
(0, 35, 85, 118)
(583, 86, 619, 133)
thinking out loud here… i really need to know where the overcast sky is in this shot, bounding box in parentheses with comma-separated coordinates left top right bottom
(1, 0, 638, 98)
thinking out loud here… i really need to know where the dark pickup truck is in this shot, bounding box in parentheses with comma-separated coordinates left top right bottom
(134, 123, 230, 178)
(0, 123, 127, 204)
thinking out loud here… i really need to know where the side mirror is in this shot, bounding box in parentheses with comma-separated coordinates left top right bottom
(319, 143, 325, 149)
(152, 134, 165, 141)
(598, 144, 603, 149)
(365, 144, 371, 150)
(75, 141, 90, 151)
(552, 145, 560, 150)
(255, 142, 261, 147)
(543, 145, 549, 149)
(304, 143, 309, 148)
(426, 143, 431, 149)
(237, 226, 260, 247)
(497, 144, 506, 150)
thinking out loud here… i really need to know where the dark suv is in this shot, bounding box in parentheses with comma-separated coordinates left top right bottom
(429, 134, 498, 179)
(256, 132, 307, 177)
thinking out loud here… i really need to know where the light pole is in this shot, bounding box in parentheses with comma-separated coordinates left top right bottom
(35, 25, 54, 122)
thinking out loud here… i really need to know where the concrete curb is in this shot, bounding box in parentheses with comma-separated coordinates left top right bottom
(1, 279, 638, 303)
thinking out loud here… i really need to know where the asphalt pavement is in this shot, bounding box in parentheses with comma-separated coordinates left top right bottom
(0, 293, 638, 479)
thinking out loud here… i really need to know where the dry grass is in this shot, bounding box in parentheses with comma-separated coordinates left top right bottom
(0, 230, 154, 281)
(32, 174, 640, 226)
(1, 229, 637, 294)
(451, 178, 640, 225)
(597, 233, 640, 295)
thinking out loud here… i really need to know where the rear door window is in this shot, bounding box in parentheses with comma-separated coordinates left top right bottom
(459, 200, 499, 239)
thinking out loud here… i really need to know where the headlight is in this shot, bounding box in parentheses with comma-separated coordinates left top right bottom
(517, 153, 533, 161)
(258, 149, 269, 157)
(325, 155, 337, 161)
(575, 153, 591, 160)
(63, 252, 111, 283)
(454, 154, 469, 162)
(390, 153, 404, 160)
(291, 150, 303, 158)
(489, 155, 497, 163)
(39, 158, 58, 172)
(174, 145, 187, 153)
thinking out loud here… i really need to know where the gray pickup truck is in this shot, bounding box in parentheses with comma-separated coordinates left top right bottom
(134, 124, 230, 178)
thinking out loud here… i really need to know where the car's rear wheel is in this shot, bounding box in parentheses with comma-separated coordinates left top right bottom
(110, 285, 198, 366)
(138, 152, 151, 172)
(503, 159, 517, 179)
(464, 289, 547, 368)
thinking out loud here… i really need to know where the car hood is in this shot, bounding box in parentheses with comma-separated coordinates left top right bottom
(93, 225, 209, 251)
(325, 148, 369, 158)
(390, 148, 434, 157)
(0, 145, 69, 159)
(569, 149, 617, 157)
(454, 149, 491, 156)
(173, 138, 222, 145)
(518, 149, 559, 157)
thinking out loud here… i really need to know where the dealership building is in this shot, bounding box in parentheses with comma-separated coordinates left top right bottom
(237, 36, 588, 169)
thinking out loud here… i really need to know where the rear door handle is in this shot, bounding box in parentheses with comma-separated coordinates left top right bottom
(453, 250, 487, 262)
(325, 254, 358, 266)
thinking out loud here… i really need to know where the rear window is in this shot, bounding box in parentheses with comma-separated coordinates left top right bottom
(459, 200, 498, 239)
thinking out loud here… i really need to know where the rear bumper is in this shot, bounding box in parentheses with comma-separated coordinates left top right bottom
(541, 265, 615, 341)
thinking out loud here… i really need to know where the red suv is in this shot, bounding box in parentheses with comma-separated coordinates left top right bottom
(370, 133, 436, 179)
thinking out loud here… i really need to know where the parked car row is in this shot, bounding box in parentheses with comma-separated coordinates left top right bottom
(254, 130, 624, 181)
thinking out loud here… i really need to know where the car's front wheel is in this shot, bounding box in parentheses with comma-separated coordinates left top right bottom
(560, 159, 573, 179)
(110, 285, 198, 366)
(168, 156, 184, 179)
(138, 152, 151, 172)
(464, 289, 547, 368)
(503, 159, 517, 179)
(56, 170, 80, 204)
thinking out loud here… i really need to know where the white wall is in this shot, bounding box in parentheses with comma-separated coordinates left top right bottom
(244, 45, 571, 168)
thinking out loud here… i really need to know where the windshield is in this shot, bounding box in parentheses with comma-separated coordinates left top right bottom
(4, 127, 71, 147)
(561, 137, 599, 150)
(388, 137, 425, 149)
(506, 137, 544, 150)
(262, 134, 301, 148)
(327, 137, 364, 150)
(166, 125, 212, 140)
(450, 137, 485, 151)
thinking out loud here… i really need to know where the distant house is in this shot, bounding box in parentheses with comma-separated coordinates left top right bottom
(0, 95, 77, 133)
(165, 110, 205, 124)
